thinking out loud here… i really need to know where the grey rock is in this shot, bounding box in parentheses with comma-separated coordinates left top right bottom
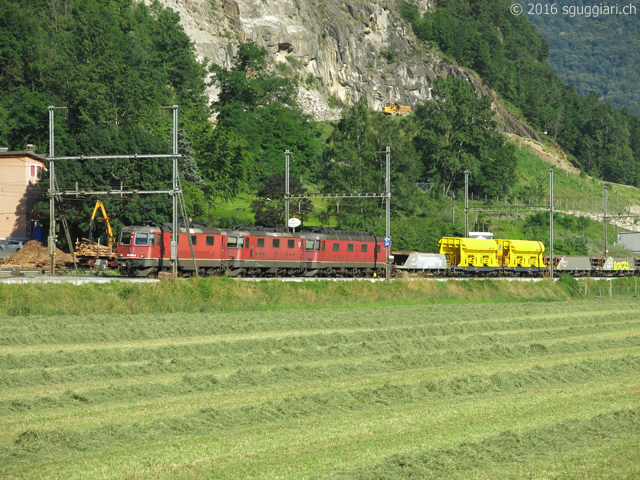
(147, 0, 538, 137)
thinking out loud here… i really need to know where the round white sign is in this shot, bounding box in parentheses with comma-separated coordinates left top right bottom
(288, 217, 301, 228)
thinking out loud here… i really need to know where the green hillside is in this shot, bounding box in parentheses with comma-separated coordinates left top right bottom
(526, 0, 640, 117)
(399, 0, 640, 188)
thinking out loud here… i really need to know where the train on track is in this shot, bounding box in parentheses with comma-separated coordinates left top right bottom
(115, 223, 638, 278)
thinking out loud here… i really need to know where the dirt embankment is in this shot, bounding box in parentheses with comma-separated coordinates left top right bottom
(507, 133, 580, 174)
(0, 241, 73, 268)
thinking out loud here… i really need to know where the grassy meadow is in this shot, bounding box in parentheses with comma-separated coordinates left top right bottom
(0, 279, 639, 478)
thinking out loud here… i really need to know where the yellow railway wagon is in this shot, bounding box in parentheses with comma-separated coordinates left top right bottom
(496, 239, 546, 274)
(438, 237, 501, 272)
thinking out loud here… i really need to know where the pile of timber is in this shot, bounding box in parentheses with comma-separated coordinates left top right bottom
(75, 238, 114, 258)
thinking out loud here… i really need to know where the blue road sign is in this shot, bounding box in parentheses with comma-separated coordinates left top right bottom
(384, 236, 391, 246)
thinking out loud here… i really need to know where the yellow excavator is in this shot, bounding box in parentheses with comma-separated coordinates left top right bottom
(75, 200, 116, 268)
(88, 200, 115, 250)
(381, 102, 411, 116)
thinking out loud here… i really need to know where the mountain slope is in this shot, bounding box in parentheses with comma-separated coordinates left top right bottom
(526, 1, 640, 117)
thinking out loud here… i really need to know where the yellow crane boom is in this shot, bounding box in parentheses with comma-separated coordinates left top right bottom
(89, 200, 115, 250)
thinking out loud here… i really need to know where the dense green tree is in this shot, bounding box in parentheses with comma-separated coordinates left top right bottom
(250, 175, 313, 228)
(412, 77, 516, 196)
(400, 0, 640, 189)
(210, 42, 319, 185)
(319, 101, 424, 230)
(527, 0, 640, 117)
(0, 0, 212, 240)
(192, 124, 249, 202)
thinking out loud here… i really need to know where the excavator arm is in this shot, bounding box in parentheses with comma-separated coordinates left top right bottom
(89, 200, 115, 250)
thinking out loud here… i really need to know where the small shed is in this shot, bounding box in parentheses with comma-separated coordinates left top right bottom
(617, 232, 640, 254)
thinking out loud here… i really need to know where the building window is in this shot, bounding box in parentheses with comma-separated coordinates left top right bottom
(30, 164, 42, 178)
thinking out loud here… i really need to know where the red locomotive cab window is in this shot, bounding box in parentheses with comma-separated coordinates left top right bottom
(347, 244, 354, 253)
(288, 239, 295, 249)
(321, 241, 325, 251)
(332, 243, 339, 252)
(305, 240, 315, 251)
(149, 234, 155, 246)
(316, 241, 320, 251)
(135, 233, 149, 246)
(120, 232, 132, 245)
(361, 244, 368, 253)
(257, 238, 265, 248)
(245, 238, 250, 249)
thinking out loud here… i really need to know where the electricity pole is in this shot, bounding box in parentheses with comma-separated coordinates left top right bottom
(549, 169, 554, 279)
(171, 105, 179, 278)
(48, 106, 56, 276)
(464, 171, 469, 237)
(385, 146, 391, 281)
(285, 150, 290, 230)
(604, 185, 608, 257)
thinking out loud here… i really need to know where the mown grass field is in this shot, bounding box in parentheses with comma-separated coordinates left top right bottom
(1, 282, 639, 479)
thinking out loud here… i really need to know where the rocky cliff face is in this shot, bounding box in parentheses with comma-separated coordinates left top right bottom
(150, 0, 538, 139)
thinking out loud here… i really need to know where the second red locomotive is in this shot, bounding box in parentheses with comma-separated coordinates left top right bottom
(116, 223, 386, 278)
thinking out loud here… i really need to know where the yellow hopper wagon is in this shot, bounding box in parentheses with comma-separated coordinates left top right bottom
(438, 237, 501, 275)
(496, 239, 546, 276)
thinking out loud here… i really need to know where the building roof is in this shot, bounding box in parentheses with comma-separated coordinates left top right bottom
(0, 150, 46, 163)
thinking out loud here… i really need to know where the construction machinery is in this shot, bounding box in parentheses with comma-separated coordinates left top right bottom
(74, 200, 117, 268)
(381, 102, 411, 116)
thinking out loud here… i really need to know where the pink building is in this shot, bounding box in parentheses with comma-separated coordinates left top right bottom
(0, 146, 46, 239)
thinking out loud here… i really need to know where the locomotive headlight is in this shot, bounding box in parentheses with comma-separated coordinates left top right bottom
(140, 254, 145, 258)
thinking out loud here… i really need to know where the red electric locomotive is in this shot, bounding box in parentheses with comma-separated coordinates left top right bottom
(116, 223, 385, 278)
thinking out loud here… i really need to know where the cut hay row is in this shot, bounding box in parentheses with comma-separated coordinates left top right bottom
(2, 332, 640, 390)
(2, 338, 639, 414)
(4, 356, 640, 455)
(2, 319, 639, 372)
(2, 304, 639, 347)
(0, 297, 631, 331)
(314, 407, 640, 480)
(0, 298, 639, 479)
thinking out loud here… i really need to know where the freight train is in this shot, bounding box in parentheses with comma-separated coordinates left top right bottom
(115, 223, 638, 278)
